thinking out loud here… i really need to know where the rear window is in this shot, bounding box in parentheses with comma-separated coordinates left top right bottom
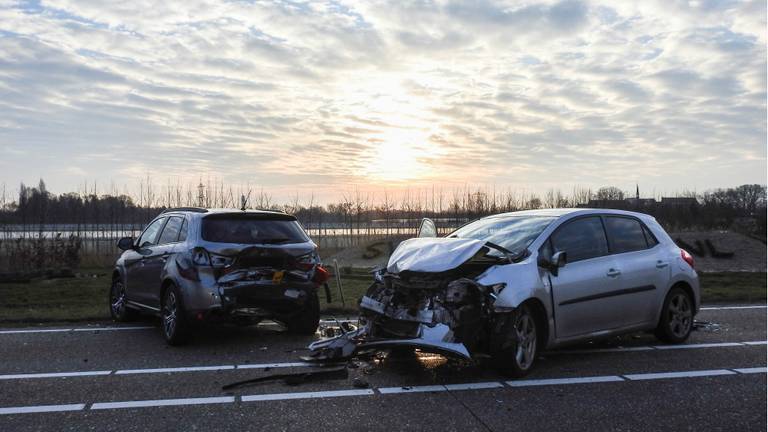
(201, 214, 309, 244)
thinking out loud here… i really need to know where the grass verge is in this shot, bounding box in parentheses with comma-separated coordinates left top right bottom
(0, 269, 763, 325)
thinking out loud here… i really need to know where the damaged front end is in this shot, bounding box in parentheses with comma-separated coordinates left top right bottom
(307, 237, 510, 361)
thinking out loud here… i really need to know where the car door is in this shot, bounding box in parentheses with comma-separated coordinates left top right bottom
(547, 216, 622, 339)
(602, 216, 666, 326)
(127, 217, 166, 307)
(140, 216, 186, 308)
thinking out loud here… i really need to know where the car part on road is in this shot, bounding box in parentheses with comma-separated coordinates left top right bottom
(221, 366, 348, 390)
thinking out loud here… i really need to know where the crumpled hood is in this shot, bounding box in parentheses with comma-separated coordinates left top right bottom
(386, 237, 486, 273)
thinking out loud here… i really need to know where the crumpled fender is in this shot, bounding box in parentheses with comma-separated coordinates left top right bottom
(387, 237, 485, 273)
(476, 259, 545, 311)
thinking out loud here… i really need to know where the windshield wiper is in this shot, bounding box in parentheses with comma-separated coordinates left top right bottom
(484, 241, 527, 263)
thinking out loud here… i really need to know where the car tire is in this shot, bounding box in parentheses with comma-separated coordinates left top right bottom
(285, 291, 320, 335)
(491, 303, 539, 378)
(109, 278, 136, 322)
(161, 283, 190, 346)
(655, 286, 694, 343)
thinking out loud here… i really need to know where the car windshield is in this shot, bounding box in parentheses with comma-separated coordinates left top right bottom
(201, 214, 309, 244)
(449, 215, 556, 256)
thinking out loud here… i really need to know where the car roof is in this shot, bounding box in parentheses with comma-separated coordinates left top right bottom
(487, 208, 656, 221)
(160, 208, 292, 219)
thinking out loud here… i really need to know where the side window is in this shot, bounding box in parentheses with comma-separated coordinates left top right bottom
(605, 217, 649, 254)
(138, 218, 165, 247)
(642, 224, 658, 247)
(551, 217, 609, 263)
(158, 217, 184, 244)
(177, 218, 188, 242)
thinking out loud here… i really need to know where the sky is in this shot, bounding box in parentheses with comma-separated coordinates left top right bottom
(0, 0, 765, 203)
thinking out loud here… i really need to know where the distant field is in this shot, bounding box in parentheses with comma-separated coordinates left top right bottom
(0, 268, 763, 325)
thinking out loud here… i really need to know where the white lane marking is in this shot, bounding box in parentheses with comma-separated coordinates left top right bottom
(3, 339, 765, 381)
(623, 369, 737, 381)
(733, 367, 767, 374)
(379, 385, 446, 394)
(236, 362, 314, 370)
(2, 366, 765, 415)
(700, 305, 766, 310)
(444, 382, 505, 391)
(550, 340, 765, 355)
(652, 342, 745, 350)
(242, 389, 374, 402)
(115, 365, 235, 375)
(0, 326, 153, 335)
(72, 326, 154, 332)
(0, 371, 112, 380)
(91, 396, 234, 410)
(0, 403, 86, 415)
(507, 376, 624, 387)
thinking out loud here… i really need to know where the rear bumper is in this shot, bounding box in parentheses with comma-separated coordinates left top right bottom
(180, 277, 315, 319)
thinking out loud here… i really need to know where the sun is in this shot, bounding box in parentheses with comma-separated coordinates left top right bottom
(365, 127, 435, 182)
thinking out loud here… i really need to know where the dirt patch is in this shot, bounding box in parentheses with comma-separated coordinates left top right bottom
(671, 230, 766, 272)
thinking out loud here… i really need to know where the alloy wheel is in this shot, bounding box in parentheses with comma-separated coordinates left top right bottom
(667, 293, 692, 338)
(515, 311, 537, 370)
(163, 290, 178, 338)
(110, 282, 126, 317)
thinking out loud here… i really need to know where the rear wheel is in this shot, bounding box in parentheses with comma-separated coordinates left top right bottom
(655, 287, 694, 343)
(162, 283, 190, 345)
(285, 291, 320, 335)
(491, 304, 539, 377)
(109, 278, 136, 322)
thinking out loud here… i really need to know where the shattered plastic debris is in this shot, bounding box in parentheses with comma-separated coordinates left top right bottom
(693, 320, 722, 332)
(222, 366, 348, 391)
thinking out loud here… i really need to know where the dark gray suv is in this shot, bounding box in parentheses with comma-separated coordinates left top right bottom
(110, 208, 329, 344)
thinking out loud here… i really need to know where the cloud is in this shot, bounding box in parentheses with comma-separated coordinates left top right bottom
(0, 0, 764, 199)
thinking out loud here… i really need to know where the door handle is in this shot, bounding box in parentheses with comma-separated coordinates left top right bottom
(606, 269, 621, 277)
(656, 261, 669, 268)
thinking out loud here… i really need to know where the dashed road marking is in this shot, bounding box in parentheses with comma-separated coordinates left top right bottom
(507, 376, 624, 387)
(0, 366, 763, 415)
(242, 389, 374, 402)
(0, 326, 154, 335)
(623, 369, 737, 381)
(1, 339, 764, 381)
(91, 396, 234, 410)
(700, 305, 766, 310)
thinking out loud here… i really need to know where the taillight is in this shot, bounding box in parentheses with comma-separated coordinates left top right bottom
(294, 251, 319, 271)
(681, 249, 695, 269)
(312, 265, 331, 285)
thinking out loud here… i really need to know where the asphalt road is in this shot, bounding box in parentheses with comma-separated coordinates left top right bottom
(0, 305, 765, 431)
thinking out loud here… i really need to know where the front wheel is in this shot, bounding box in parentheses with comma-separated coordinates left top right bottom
(162, 284, 190, 345)
(491, 304, 539, 377)
(109, 279, 136, 322)
(655, 287, 694, 343)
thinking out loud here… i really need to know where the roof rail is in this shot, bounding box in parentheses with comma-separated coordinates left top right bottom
(162, 207, 209, 214)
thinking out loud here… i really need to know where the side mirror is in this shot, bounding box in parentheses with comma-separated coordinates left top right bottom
(417, 218, 437, 238)
(538, 251, 567, 276)
(117, 237, 135, 251)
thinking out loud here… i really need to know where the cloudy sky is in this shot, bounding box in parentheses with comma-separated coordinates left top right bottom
(0, 0, 765, 202)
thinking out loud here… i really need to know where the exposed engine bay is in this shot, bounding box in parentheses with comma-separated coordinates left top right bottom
(307, 238, 515, 361)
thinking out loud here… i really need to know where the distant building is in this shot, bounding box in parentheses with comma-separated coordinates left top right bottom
(660, 197, 699, 207)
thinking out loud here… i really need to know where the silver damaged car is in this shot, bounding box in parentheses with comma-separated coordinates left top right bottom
(308, 209, 700, 376)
